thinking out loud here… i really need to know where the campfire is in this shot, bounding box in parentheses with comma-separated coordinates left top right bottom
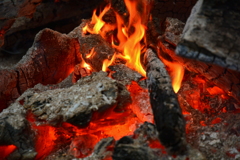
(0, 0, 240, 159)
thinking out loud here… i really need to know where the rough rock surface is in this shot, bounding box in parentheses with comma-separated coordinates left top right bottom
(176, 0, 240, 71)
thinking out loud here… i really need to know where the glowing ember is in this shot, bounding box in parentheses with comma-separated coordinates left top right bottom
(23, 82, 151, 159)
(0, 145, 17, 159)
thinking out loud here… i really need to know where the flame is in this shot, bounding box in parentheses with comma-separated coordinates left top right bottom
(83, 4, 111, 35)
(83, 0, 147, 76)
(102, 53, 116, 72)
(161, 59, 184, 93)
(86, 48, 96, 59)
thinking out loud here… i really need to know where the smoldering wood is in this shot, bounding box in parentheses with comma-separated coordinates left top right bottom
(144, 48, 187, 155)
(112, 123, 160, 160)
(0, 0, 42, 47)
(22, 71, 131, 126)
(176, 0, 240, 72)
(0, 102, 37, 160)
(159, 42, 240, 103)
(151, 16, 240, 103)
(0, 0, 104, 49)
(0, 28, 81, 111)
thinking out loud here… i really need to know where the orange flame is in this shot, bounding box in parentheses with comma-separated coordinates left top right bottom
(102, 53, 116, 72)
(83, 0, 147, 76)
(86, 48, 96, 59)
(83, 4, 111, 35)
(161, 59, 184, 93)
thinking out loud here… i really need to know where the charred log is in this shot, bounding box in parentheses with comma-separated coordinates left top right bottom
(144, 48, 187, 155)
(176, 0, 240, 72)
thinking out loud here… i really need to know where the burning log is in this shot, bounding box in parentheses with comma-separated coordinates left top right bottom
(153, 15, 240, 103)
(69, 20, 115, 72)
(144, 48, 187, 155)
(0, 28, 81, 111)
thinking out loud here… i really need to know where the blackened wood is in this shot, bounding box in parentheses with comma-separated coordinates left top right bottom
(144, 48, 187, 155)
(176, 0, 240, 72)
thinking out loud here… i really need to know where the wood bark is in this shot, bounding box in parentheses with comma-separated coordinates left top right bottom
(144, 48, 187, 155)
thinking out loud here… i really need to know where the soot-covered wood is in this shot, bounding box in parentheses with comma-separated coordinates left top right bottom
(144, 48, 187, 155)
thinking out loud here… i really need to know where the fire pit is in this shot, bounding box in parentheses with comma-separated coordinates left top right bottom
(0, 0, 240, 159)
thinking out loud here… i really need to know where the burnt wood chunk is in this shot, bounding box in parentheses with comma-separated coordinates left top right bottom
(144, 48, 187, 155)
(22, 71, 131, 126)
(0, 28, 81, 111)
(176, 0, 240, 72)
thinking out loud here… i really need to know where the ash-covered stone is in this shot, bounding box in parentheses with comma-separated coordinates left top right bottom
(23, 71, 122, 126)
(108, 64, 143, 86)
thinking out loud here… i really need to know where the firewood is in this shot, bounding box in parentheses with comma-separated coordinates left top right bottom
(176, 0, 240, 72)
(144, 48, 187, 155)
(0, 28, 81, 111)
